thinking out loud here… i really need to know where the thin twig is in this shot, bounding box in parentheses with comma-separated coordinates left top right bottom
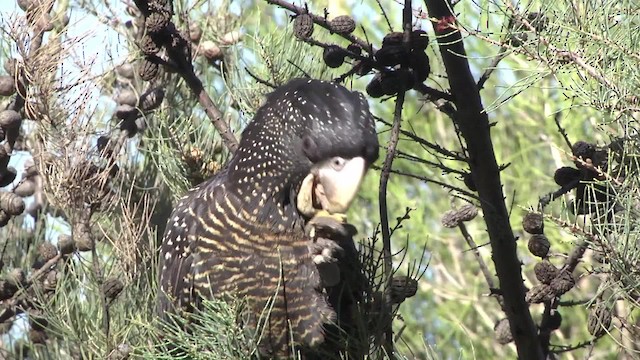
(477, 47, 508, 90)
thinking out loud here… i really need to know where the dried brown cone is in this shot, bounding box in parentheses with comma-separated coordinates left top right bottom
(73, 221, 94, 252)
(145, 11, 171, 34)
(0, 110, 22, 128)
(138, 34, 161, 55)
(456, 203, 478, 222)
(550, 270, 575, 296)
(139, 58, 159, 81)
(43, 270, 59, 291)
(329, 15, 356, 35)
(23, 159, 38, 178)
(587, 302, 612, 337)
(29, 329, 47, 344)
(494, 318, 513, 344)
(0, 191, 25, 215)
(117, 63, 135, 79)
(441, 209, 459, 228)
(107, 343, 132, 360)
(293, 14, 314, 40)
(116, 90, 138, 107)
(221, 31, 242, 45)
(389, 276, 418, 304)
(534, 260, 558, 285)
(6, 268, 26, 288)
(30, 314, 48, 331)
(103, 278, 124, 301)
(38, 242, 58, 262)
(522, 211, 544, 234)
(14, 179, 36, 197)
(527, 234, 550, 258)
(140, 87, 165, 111)
(525, 284, 555, 303)
(0, 76, 16, 96)
(35, 14, 54, 32)
(57, 234, 76, 255)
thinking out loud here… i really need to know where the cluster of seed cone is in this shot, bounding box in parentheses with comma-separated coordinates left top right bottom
(522, 212, 576, 305)
(112, 66, 165, 138)
(507, 11, 548, 47)
(553, 140, 615, 215)
(366, 30, 430, 98)
(440, 203, 479, 228)
(0, 0, 65, 227)
(133, 0, 177, 81)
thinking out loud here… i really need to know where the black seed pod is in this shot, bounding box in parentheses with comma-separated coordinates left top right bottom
(554, 166, 580, 187)
(525, 284, 555, 303)
(139, 87, 165, 111)
(527, 12, 548, 32)
(411, 29, 429, 50)
(528, 234, 550, 258)
(522, 211, 544, 234)
(346, 44, 362, 56)
(382, 32, 403, 47)
(381, 70, 414, 95)
(534, 260, 558, 284)
(546, 310, 562, 330)
(375, 45, 408, 67)
(37, 243, 58, 262)
(139, 58, 159, 81)
(366, 73, 384, 98)
(293, 14, 314, 40)
(323, 46, 346, 68)
(572, 140, 596, 160)
(0, 110, 22, 128)
(494, 318, 513, 345)
(329, 15, 356, 35)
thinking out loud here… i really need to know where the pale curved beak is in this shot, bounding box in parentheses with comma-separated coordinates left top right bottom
(312, 157, 367, 214)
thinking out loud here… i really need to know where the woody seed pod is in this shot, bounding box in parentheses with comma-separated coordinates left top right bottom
(0, 76, 16, 96)
(525, 284, 555, 303)
(0, 166, 17, 187)
(103, 278, 124, 300)
(116, 90, 137, 107)
(6, 268, 25, 287)
(139, 87, 165, 111)
(587, 302, 612, 337)
(145, 12, 171, 34)
(139, 58, 159, 81)
(366, 73, 385, 98)
(550, 270, 575, 296)
(411, 29, 429, 50)
(0, 191, 25, 215)
(456, 204, 478, 222)
(528, 234, 550, 258)
(494, 318, 513, 344)
(293, 14, 314, 40)
(522, 211, 544, 234)
(221, 31, 242, 45)
(13, 179, 36, 197)
(0, 210, 9, 227)
(37, 242, 58, 262)
(534, 260, 558, 284)
(57, 234, 76, 255)
(441, 210, 459, 228)
(116, 63, 135, 79)
(138, 34, 161, 55)
(389, 276, 418, 304)
(0, 110, 21, 128)
(553, 166, 580, 187)
(329, 15, 356, 35)
(323, 46, 346, 68)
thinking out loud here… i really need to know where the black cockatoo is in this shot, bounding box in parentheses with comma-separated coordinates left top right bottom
(157, 78, 379, 357)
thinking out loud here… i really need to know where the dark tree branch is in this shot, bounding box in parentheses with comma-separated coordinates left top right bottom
(477, 47, 508, 91)
(424, 1, 543, 358)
